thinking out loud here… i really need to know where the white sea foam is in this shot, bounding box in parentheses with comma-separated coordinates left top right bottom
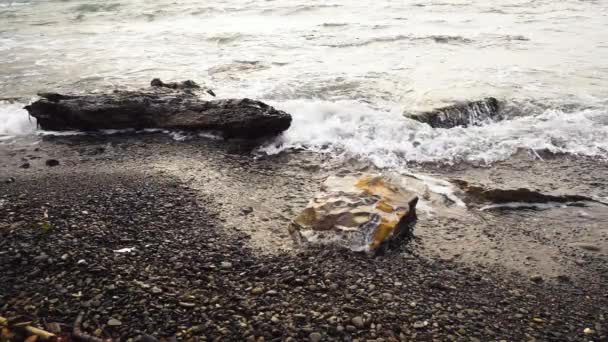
(0, 101, 36, 138)
(260, 99, 608, 166)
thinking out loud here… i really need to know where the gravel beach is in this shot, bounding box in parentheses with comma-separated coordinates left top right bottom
(1, 135, 606, 341)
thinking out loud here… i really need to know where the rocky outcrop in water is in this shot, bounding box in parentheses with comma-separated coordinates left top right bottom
(25, 81, 291, 139)
(290, 175, 418, 254)
(409, 97, 501, 128)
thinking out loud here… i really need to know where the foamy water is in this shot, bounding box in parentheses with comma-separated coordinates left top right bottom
(1, 0, 607, 165)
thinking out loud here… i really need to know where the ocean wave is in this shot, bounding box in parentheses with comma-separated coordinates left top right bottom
(325, 34, 473, 48)
(0, 1, 30, 8)
(320, 23, 349, 27)
(0, 100, 36, 138)
(259, 99, 608, 167)
(283, 4, 341, 15)
(72, 3, 121, 13)
(205, 33, 248, 44)
(208, 61, 269, 76)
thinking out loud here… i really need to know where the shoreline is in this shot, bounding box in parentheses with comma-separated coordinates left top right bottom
(1, 134, 607, 340)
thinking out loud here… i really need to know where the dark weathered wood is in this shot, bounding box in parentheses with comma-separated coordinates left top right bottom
(25, 84, 291, 139)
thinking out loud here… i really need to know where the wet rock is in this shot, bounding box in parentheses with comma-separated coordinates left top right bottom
(4, 177, 15, 184)
(46, 159, 60, 167)
(20, 162, 30, 169)
(150, 78, 200, 90)
(151, 78, 217, 97)
(290, 174, 418, 254)
(452, 180, 594, 205)
(25, 82, 292, 139)
(408, 97, 501, 128)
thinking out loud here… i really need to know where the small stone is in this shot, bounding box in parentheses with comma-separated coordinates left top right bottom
(107, 318, 122, 326)
(241, 207, 254, 215)
(351, 316, 365, 328)
(46, 322, 61, 334)
(220, 261, 232, 269)
(20, 162, 30, 169)
(5, 177, 15, 184)
(151, 286, 163, 294)
(309, 332, 322, 342)
(179, 302, 196, 308)
(46, 159, 60, 167)
(77, 259, 87, 265)
(570, 243, 601, 252)
(413, 321, 428, 329)
(251, 287, 264, 295)
(529, 275, 543, 282)
(61, 254, 69, 260)
(583, 328, 594, 335)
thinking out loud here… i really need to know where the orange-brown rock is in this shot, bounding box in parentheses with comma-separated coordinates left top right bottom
(290, 174, 418, 254)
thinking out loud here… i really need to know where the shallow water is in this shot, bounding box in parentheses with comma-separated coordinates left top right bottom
(1, 0, 607, 165)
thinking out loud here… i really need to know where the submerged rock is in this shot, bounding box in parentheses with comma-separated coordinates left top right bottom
(409, 97, 501, 128)
(452, 179, 598, 207)
(150, 78, 216, 97)
(290, 174, 418, 254)
(25, 81, 291, 139)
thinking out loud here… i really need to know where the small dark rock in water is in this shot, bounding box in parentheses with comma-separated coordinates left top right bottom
(20, 162, 30, 169)
(150, 78, 200, 89)
(452, 179, 594, 205)
(25, 84, 291, 140)
(151, 78, 215, 96)
(241, 207, 254, 215)
(46, 159, 60, 167)
(5, 177, 15, 183)
(408, 97, 501, 128)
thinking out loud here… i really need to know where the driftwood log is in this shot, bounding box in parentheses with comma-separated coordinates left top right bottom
(25, 80, 291, 139)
